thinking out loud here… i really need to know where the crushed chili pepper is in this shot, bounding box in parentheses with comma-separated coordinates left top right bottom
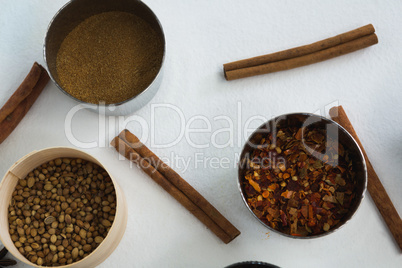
(242, 126, 357, 236)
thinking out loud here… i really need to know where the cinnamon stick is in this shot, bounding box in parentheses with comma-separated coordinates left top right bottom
(0, 63, 50, 144)
(111, 136, 239, 243)
(118, 129, 241, 241)
(224, 24, 375, 72)
(0, 62, 42, 123)
(329, 106, 402, 251)
(224, 25, 378, 80)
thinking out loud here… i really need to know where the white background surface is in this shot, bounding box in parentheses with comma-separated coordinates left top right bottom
(0, 0, 401, 267)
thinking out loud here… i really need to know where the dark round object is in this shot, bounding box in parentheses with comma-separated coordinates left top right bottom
(225, 261, 280, 268)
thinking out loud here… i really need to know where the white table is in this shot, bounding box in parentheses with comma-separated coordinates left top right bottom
(0, 0, 401, 267)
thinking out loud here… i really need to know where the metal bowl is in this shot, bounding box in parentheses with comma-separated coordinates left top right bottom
(44, 0, 165, 115)
(238, 113, 367, 238)
(225, 261, 280, 268)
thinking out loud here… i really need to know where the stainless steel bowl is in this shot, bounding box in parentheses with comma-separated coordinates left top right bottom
(238, 113, 367, 238)
(44, 0, 165, 115)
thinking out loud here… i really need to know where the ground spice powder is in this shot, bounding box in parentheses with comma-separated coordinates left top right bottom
(56, 11, 163, 104)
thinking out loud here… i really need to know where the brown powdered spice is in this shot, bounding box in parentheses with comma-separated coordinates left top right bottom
(56, 11, 163, 104)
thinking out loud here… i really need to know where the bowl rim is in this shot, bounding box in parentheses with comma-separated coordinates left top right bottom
(43, 0, 166, 108)
(0, 146, 127, 267)
(225, 260, 280, 268)
(237, 112, 368, 239)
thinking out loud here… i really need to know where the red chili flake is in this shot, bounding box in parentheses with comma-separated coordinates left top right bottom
(281, 190, 294, 199)
(242, 126, 357, 236)
(280, 210, 288, 226)
(301, 205, 308, 219)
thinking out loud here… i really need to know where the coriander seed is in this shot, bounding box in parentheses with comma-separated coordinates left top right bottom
(8, 158, 116, 266)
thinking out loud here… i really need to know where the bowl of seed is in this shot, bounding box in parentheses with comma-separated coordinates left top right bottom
(238, 113, 367, 238)
(0, 147, 128, 267)
(44, 0, 165, 115)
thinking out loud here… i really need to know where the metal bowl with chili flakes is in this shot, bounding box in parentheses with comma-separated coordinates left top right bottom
(238, 113, 367, 238)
